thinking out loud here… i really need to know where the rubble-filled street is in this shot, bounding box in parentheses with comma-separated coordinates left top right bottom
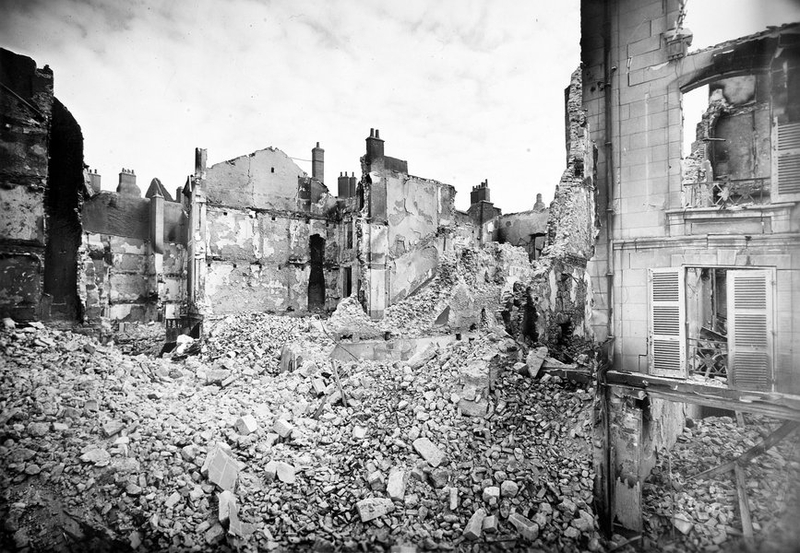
(0, 313, 603, 552)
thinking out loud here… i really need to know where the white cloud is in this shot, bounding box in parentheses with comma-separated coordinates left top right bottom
(3, 0, 579, 210)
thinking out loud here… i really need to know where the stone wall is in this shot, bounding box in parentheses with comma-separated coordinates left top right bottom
(81, 192, 187, 323)
(0, 49, 54, 321)
(199, 147, 342, 315)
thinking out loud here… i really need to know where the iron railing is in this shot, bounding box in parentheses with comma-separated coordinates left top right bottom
(683, 177, 771, 209)
(687, 336, 728, 381)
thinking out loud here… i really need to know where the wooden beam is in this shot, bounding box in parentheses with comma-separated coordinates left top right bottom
(605, 371, 800, 421)
(734, 464, 755, 551)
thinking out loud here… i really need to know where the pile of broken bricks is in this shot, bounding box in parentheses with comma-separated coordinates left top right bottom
(1, 313, 603, 552)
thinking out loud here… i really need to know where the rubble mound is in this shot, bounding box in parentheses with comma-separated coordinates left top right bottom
(641, 414, 800, 553)
(202, 313, 312, 373)
(0, 321, 603, 552)
(326, 296, 382, 340)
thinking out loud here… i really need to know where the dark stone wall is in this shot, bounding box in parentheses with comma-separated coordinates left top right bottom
(44, 99, 84, 321)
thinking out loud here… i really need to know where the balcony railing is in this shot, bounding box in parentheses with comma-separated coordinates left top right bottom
(683, 177, 771, 209)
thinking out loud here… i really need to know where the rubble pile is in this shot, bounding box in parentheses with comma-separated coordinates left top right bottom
(0, 318, 602, 552)
(380, 245, 533, 338)
(201, 313, 313, 373)
(641, 414, 800, 553)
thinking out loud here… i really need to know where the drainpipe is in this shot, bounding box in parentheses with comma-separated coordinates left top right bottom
(601, 0, 616, 538)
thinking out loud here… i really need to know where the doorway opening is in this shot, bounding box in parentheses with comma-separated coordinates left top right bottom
(308, 234, 325, 310)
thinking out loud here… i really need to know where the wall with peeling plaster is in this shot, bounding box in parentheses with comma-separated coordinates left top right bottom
(200, 148, 341, 315)
(81, 192, 188, 323)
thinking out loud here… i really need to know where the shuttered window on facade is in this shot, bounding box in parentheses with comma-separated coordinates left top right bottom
(648, 268, 686, 377)
(773, 118, 800, 202)
(727, 269, 774, 391)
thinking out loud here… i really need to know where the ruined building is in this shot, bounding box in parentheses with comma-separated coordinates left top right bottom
(2, 47, 572, 346)
(581, 0, 800, 532)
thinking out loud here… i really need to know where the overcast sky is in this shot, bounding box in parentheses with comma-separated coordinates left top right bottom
(1, 1, 799, 212)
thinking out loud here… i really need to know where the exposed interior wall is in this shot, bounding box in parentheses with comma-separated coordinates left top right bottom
(0, 49, 54, 321)
(356, 135, 461, 319)
(81, 191, 187, 323)
(493, 210, 548, 261)
(200, 148, 341, 315)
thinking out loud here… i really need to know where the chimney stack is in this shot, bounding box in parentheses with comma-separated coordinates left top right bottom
(470, 179, 491, 204)
(533, 193, 546, 211)
(312, 142, 324, 183)
(349, 172, 357, 197)
(337, 171, 349, 198)
(117, 168, 141, 197)
(366, 128, 384, 162)
(88, 168, 102, 194)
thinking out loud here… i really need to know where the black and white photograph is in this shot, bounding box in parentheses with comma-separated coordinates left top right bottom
(1, 0, 799, 551)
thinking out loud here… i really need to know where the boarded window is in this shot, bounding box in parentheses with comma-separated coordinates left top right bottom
(773, 118, 800, 201)
(648, 268, 686, 376)
(727, 269, 773, 391)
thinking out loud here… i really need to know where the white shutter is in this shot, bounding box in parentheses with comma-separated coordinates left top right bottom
(648, 268, 686, 377)
(727, 269, 773, 391)
(772, 118, 800, 202)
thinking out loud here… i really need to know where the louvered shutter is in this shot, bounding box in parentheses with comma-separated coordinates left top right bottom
(727, 270, 773, 391)
(772, 118, 800, 202)
(648, 268, 686, 377)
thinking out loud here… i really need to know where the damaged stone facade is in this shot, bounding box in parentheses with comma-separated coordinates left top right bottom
(0, 48, 84, 322)
(80, 172, 188, 323)
(582, 0, 800, 532)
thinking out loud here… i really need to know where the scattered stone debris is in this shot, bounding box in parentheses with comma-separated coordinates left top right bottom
(636, 414, 800, 553)
(0, 315, 604, 551)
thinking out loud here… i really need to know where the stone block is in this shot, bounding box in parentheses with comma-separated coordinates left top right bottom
(165, 491, 182, 509)
(204, 445, 239, 491)
(463, 508, 486, 540)
(482, 486, 500, 506)
(500, 480, 519, 498)
(217, 490, 237, 523)
(235, 414, 258, 435)
(102, 420, 125, 437)
(273, 418, 293, 438)
(387, 469, 406, 501)
(412, 437, 445, 467)
(275, 461, 296, 484)
(508, 512, 539, 541)
(483, 514, 498, 533)
(356, 497, 394, 522)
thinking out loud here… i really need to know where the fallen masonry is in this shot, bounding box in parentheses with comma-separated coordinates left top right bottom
(0, 314, 605, 552)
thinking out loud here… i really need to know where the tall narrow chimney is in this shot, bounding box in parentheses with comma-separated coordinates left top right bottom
(88, 169, 102, 194)
(366, 128, 384, 162)
(312, 142, 324, 183)
(337, 171, 349, 198)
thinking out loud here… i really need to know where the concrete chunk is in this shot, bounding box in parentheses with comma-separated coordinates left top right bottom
(356, 497, 395, 522)
(412, 437, 445, 467)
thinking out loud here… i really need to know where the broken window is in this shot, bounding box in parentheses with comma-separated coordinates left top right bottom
(649, 267, 774, 391)
(681, 76, 773, 208)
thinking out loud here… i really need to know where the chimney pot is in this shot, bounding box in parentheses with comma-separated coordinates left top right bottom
(375, 129, 380, 139)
